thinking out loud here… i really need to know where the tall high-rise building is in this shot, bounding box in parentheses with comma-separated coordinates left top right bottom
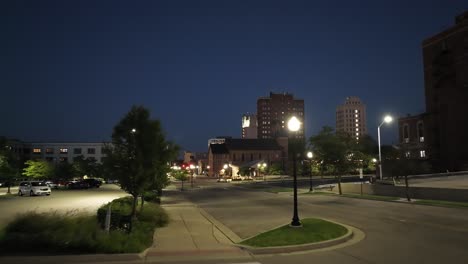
(241, 113, 257, 139)
(336, 96, 367, 139)
(257, 92, 305, 139)
(421, 11, 468, 170)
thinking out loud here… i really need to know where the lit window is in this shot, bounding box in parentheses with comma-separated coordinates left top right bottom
(355, 110, 358, 113)
(60, 148, 68, 154)
(355, 119, 359, 122)
(405, 151, 411, 158)
(420, 150, 426, 158)
(355, 114, 358, 118)
(356, 124, 359, 127)
(46, 148, 54, 154)
(356, 132, 359, 136)
(282, 121, 284, 123)
(33, 148, 41, 153)
(356, 128, 359, 131)
(420, 137, 424, 143)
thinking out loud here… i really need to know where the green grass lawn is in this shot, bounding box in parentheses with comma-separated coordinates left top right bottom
(303, 191, 398, 201)
(341, 193, 399, 201)
(240, 218, 347, 247)
(414, 199, 468, 208)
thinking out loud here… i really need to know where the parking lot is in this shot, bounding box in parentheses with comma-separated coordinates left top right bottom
(0, 184, 127, 228)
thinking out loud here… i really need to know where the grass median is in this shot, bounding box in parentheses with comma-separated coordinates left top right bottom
(240, 218, 347, 247)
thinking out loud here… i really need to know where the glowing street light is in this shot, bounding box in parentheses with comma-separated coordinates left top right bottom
(306, 151, 313, 192)
(378, 115, 393, 180)
(287, 116, 302, 227)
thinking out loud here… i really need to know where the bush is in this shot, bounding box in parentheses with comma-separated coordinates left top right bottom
(96, 196, 134, 230)
(143, 191, 161, 203)
(137, 202, 169, 227)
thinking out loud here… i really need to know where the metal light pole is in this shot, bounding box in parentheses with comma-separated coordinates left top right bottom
(307, 151, 313, 192)
(377, 115, 393, 180)
(288, 116, 302, 227)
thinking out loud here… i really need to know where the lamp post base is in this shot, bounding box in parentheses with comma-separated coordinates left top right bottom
(290, 218, 302, 227)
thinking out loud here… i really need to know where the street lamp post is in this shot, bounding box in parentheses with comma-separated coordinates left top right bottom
(288, 116, 302, 227)
(377, 115, 393, 180)
(307, 151, 313, 192)
(189, 164, 195, 188)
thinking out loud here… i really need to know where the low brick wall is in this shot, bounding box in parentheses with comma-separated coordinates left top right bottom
(339, 183, 468, 202)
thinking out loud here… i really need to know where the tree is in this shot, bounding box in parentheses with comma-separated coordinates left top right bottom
(22, 160, 54, 179)
(309, 127, 358, 194)
(0, 137, 20, 194)
(73, 155, 99, 178)
(172, 169, 189, 190)
(104, 105, 178, 219)
(54, 162, 74, 180)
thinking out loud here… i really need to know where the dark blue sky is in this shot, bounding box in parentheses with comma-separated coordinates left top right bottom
(1, 0, 466, 152)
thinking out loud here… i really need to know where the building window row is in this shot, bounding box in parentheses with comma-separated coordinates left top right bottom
(29, 147, 97, 154)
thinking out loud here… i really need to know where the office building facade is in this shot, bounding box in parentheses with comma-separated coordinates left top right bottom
(257, 92, 305, 139)
(241, 113, 258, 139)
(336, 96, 367, 139)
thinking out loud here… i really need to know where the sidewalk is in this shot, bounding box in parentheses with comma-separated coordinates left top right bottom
(144, 185, 253, 263)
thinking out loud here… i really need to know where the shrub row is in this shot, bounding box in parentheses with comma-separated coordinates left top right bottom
(0, 196, 168, 255)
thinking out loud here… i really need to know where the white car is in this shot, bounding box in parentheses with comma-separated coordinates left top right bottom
(18, 181, 51, 196)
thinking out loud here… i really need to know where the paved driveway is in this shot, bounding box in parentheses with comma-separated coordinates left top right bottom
(0, 184, 127, 228)
(184, 184, 468, 264)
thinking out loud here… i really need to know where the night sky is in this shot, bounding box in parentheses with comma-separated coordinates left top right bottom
(1, 0, 466, 152)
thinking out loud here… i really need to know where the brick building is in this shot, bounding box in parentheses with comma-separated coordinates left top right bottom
(207, 137, 287, 177)
(257, 92, 304, 139)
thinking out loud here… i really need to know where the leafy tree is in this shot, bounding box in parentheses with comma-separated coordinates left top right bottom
(104, 105, 178, 219)
(54, 162, 74, 180)
(309, 127, 359, 194)
(267, 163, 284, 175)
(0, 137, 20, 194)
(73, 155, 99, 178)
(172, 169, 189, 190)
(22, 160, 54, 179)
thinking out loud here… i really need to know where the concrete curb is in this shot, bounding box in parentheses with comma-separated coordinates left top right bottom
(236, 220, 355, 255)
(198, 207, 243, 244)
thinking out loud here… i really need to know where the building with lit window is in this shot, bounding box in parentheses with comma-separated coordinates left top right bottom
(397, 114, 429, 159)
(12, 142, 108, 163)
(336, 96, 367, 139)
(422, 11, 468, 170)
(207, 137, 288, 177)
(400, 11, 468, 170)
(257, 92, 305, 139)
(241, 113, 257, 139)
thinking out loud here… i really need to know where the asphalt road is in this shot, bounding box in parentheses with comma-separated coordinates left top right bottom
(183, 180, 468, 264)
(0, 184, 127, 228)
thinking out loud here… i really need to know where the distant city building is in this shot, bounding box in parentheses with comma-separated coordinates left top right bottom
(241, 113, 257, 139)
(336, 96, 367, 139)
(207, 137, 288, 177)
(12, 142, 107, 163)
(257, 92, 305, 139)
(183, 151, 208, 174)
(401, 11, 468, 170)
(207, 137, 227, 147)
(397, 114, 429, 159)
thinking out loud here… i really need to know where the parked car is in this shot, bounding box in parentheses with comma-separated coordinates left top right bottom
(82, 178, 101, 188)
(45, 180, 67, 189)
(66, 180, 90, 189)
(18, 181, 51, 196)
